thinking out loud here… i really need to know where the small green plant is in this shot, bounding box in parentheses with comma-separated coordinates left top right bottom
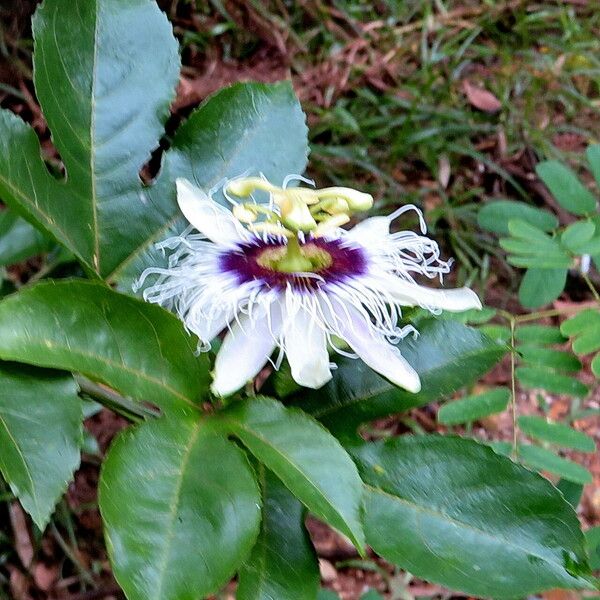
(479, 146, 600, 308)
(0, 2, 596, 600)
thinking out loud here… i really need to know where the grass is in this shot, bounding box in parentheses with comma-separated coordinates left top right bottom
(163, 0, 600, 290)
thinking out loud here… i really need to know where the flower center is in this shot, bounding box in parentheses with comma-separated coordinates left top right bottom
(219, 237, 367, 291)
(256, 241, 333, 273)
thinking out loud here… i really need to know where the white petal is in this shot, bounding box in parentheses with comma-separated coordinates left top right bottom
(335, 302, 421, 393)
(375, 273, 482, 312)
(284, 307, 332, 389)
(176, 178, 248, 246)
(211, 304, 282, 397)
(344, 216, 390, 244)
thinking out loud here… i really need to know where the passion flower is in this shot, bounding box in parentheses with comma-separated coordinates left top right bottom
(138, 177, 481, 396)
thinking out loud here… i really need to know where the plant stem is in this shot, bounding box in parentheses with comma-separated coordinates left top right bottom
(583, 271, 600, 304)
(509, 317, 518, 458)
(75, 375, 159, 421)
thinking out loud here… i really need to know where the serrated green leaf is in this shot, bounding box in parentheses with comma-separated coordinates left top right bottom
(585, 144, 600, 188)
(218, 397, 365, 550)
(237, 467, 319, 600)
(294, 319, 506, 436)
(438, 387, 510, 425)
(518, 416, 595, 452)
(0, 209, 54, 267)
(0, 0, 180, 276)
(477, 200, 558, 235)
(562, 221, 596, 251)
(100, 416, 261, 600)
(516, 366, 588, 397)
(0, 363, 82, 530)
(536, 160, 597, 216)
(352, 436, 592, 598)
(112, 81, 309, 289)
(557, 479, 583, 508)
(0, 280, 209, 415)
(518, 268, 567, 309)
(518, 346, 581, 372)
(516, 324, 566, 345)
(518, 444, 592, 484)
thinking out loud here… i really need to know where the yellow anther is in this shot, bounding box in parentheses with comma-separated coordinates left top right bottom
(226, 177, 277, 197)
(232, 204, 258, 224)
(248, 222, 294, 238)
(311, 197, 350, 216)
(277, 195, 318, 233)
(317, 187, 373, 212)
(313, 214, 351, 237)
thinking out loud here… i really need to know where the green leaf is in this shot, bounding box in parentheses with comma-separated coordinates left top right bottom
(352, 436, 593, 598)
(586, 144, 600, 188)
(294, 319, 506, 435)
(536, 160, 597, 216)
(557, 479, 584, 508)
(508, 219, 558, 243)
(518, 268, 567, 309)
(562, 221, 596, 252)
(585, 526, 600, 570)
(0, 280, 209, 415)
(477, 200, 558, 235)
(516, 366, 588, 397)
(561, 309, 600, 336)
(360, 592, 384, 600)
(218, 397, 365, 550)
(591, 353, 600, 378)
(111, 81, 309, 289)
(0, 209, 53, 267)
(518, 416, 595, 452)
(0, 363, 81, 529)
(237, 467, 319, 600)
(517, 324, 566, 345)
(573, 328, 600, 354)
(518, 444, 592, 485)
(0, 0, 180, 276)
(518, 346, 582, 372)
(317, 591, 340, 600)
(438, 387, 510, 425)
(508, 255, 572, 269)
(100, 415, 261, 600)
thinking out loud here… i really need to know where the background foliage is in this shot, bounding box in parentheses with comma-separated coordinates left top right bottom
(0, 1, 599, 599)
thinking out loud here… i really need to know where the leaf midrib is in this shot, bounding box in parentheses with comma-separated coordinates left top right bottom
(153, 421, 201, 600)
(0, 412, 40, 520)
(0, 340, 196, 409)
(227, 418, 360, 546)
(366, 483, 581, 581)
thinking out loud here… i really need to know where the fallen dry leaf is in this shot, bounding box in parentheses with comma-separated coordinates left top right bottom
(462, 80, 502, 113)
(9, 503, 34, 569)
